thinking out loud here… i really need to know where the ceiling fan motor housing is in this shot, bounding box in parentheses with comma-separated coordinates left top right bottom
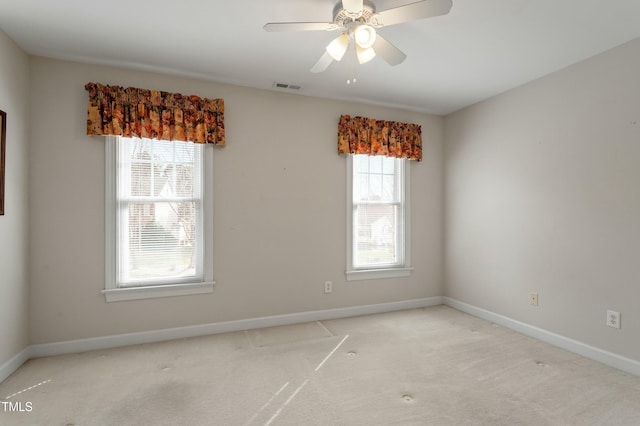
(333, 0, 378, 28)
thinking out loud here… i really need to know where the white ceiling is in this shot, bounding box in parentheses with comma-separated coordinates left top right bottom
(1, 0, 640, 115)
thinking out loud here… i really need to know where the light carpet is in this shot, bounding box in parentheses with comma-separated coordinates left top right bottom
(1, 306, 639, 425)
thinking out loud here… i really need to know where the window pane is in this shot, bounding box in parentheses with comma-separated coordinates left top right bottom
(175, 141, 195, 163)
(153, 140, 174, 162)
(176, 164, 195, 197)
(369, 175, 382, 200)
(124, 201, 198, 282)
(124, 138, 200, 200)
(152, 164, 174, 197)
(130, 162, 151, 196)
(354, 175, 367, 202)
(382, 156, 395, 174)
(355, 155, 369, 173)
(369, 156, 382, 174)
(354, 155, 399, 203)
(130, 138, 152, 160)
(382, 175, 395, 201)
(354, 204, 399, 267)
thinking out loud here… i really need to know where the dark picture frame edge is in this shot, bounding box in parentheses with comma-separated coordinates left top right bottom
(0, 109, 6, 216)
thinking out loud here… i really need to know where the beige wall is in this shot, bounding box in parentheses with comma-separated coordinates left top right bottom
(445, 38, 640, 361)
(0, 31, 30, 365)
(27, 57, 444, 344)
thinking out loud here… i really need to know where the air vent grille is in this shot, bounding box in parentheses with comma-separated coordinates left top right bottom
(273, 82, 303, 91)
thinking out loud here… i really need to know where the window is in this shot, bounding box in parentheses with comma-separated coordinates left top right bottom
(346, 154, 411, 280)
(104, 136, 214, 301)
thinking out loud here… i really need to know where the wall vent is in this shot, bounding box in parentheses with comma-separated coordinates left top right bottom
(272, 82, 303, 91)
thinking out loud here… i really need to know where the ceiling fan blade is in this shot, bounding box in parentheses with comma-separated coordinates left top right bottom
(342, 0, 364, 14)
(263, 22, 336, 32)
(372, 35, 407, 66)
(310, 51, 334, 73)
(374, 0, 453, 27)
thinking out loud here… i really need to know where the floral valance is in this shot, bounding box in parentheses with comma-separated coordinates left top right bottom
(85, 82, 225, 145)
(337, 114, 422, 161)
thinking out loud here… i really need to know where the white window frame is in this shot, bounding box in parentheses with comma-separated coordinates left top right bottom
(346, 154, 412, 281)
(104, 136, 215, 302)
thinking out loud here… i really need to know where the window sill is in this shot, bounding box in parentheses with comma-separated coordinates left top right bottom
(346, 267, 413, 281)
(102, 281, 215, 302)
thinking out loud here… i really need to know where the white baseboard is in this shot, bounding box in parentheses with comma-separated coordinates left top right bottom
(443, 297, 640, 377)
(0, 347, 30, 384)
(4, 296, 638, 384)
(28, 297, 444, 359)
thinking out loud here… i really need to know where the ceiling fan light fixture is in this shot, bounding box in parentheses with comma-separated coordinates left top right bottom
(356, 44, 376, 64)
(326, 33, 350, 61)
(354, 24, 376, 49)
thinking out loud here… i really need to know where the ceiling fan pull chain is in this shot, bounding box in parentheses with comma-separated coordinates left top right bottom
(347, 42, 357, 84)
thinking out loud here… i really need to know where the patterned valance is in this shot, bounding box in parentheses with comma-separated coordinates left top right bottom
(337, 114, 422, 161)
(85, 82, 225, 145)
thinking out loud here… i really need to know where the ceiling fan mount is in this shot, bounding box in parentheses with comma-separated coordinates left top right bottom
(264, 0, 453, 74)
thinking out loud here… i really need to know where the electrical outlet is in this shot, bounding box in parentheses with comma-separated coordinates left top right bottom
(529, 292, 538, 306)
(606, 310, 621, 329)
(324, 281, 332, 294)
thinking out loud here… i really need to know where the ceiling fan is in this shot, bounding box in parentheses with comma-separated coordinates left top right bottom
(264, 0, 453, 73)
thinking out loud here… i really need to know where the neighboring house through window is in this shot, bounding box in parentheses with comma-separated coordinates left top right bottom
(346, 154, 412, 280)
(104, 136, 214, 301)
